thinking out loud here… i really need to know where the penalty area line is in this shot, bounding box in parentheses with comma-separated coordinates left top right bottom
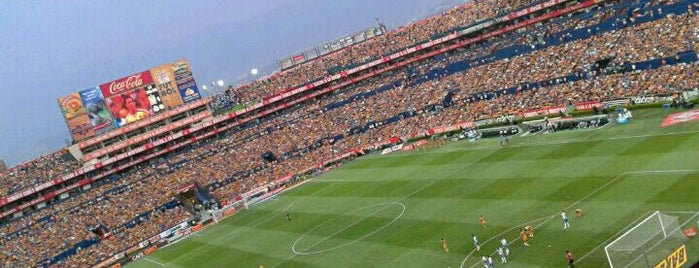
(460, 171, 629, 268)
(576, 210, 699, 266)
(461, 168, 699, 268)
(572, 211, 654, 266)
(460, 214, 556, 268)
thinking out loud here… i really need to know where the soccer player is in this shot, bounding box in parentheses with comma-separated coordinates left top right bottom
(561, 210, 570, 229)
(441, 238, 449, 253)
(500, 237, 509, 256)
(487, 255, 494, 268)
(497, 247, 507, 263)
(481, 256, 489, 268)
(480, 215, 488, 230)
(520, 229, 529, 247)
(473, 234, 481, 252)
(566, 250, 575, 267)
(575, 208, 584, 218)
(525, 225, 534, 237)
(285, 212, 292, 221)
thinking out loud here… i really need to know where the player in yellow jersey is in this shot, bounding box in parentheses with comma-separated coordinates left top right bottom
(576, 208, 584, 218)
(520, 229, 530, 247)
(480, 215, 488, 230)
(441, 238, 450, 252)
(525, 225, 534, 237)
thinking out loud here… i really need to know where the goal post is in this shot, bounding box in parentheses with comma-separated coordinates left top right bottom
(604, 211, 688, 268)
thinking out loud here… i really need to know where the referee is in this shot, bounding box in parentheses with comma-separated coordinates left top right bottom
(566, 250, 574, 267)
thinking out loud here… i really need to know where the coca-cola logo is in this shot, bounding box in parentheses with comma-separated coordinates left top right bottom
(109, 74, 144, 95)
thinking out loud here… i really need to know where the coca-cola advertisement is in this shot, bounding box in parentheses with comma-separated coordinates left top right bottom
(99, 71, 154, 98)
(100, 72, 157, 127)
(58, 59, 201, 138)
(105, 88, 156, 127)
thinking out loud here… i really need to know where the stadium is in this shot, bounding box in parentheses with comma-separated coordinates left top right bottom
(1, 0, 699, 267)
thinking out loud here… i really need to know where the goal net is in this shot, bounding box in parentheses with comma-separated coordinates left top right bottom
(604, 211, 688, 268)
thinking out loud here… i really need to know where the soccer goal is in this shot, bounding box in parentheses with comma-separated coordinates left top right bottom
(604, 211, 688, 268)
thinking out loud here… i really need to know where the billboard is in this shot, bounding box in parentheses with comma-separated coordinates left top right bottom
(100, 71, 164, 127)
(59, 59, 200, 141)
(79, 87, 114, 135)
(171, 59, 201, 103)
(150, 64, 185, 109)
(58, 93, 95, 140)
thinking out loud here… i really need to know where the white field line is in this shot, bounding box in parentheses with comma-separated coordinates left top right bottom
(165, 177, 331, 264)
(662, 211, 699, 214)
(372, 128, 699, 159)
(461, 214, 557, 268)
(509, 129, 699, 150)
(460, 169, 699, 268)
(143, 257, 166, 266)
(582, 121, 615, 140)
(270, 149, 502, 268)
(290, 202, 406, 256)
(626, 170, 699, 174)
(294, 203, 395, 254)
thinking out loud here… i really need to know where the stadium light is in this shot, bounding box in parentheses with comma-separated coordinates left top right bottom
(201, 85, 208, 91)
(216, 80, 225, 87)
(250, 68, 258, 76)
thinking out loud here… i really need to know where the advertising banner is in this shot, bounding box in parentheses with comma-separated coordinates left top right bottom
(661, 109, 699, 127)
(66, 114, 95, 141)
(574, 101, 603, 111)
(100, 71, 163, 127)
(177, 80, 201, 103)
(171, 59, 201, 103)
(520, 106, 567, 118)
(150, 64, 185, 109)
(99, 71, 154, 98)
(58, 93, 86, 119)
(654, 244, 687, 268)
(58, 93, 95, 140)
(79, 87, 114, 134)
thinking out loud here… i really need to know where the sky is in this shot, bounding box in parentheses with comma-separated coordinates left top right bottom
(0, 0, 467, 167)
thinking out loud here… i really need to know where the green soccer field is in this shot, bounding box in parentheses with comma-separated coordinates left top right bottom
(130, 109, 699, 268)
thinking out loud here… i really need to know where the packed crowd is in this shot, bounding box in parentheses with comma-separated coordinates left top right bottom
(1, 1, 698, 267)
(0, 151, 80, 196)
(225, 0, 539, 104)
(456, 12, 699, 96)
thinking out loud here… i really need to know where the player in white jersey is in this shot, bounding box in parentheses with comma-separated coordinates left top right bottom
(561, 210, 570, 229)
(473, 234, 481, 252)
(500, 237, 509, 256)
(497, 247, 507, 263)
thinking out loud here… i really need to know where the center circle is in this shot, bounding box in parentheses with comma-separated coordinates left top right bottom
(291, 202, 406, 255)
